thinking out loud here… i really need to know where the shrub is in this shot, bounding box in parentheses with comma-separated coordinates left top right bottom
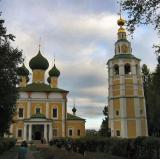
(49, 136, 160, 159)
(0, 138, 16, 154)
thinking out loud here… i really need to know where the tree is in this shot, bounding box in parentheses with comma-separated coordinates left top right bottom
(149, 56, 160, 136)
(122, 0, 160, 55)
(0, 13, 23, 137)
(142, 58, 160, 136)
(99, 105, 110, 137)
(141, 64, 152, 135)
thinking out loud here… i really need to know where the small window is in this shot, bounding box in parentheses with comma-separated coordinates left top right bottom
(36, 108, 40, 114)
(77, 130, 80, 136)
(18, 129, 22, 137)
(136, 64, 139, 75)
(53, 129, 58, 137)
(53, 108, 57, 118)
(114, 65, 119, 75)
(125, 63, 131, 75)
(140, 109, 143, 115)
(116, 130, 120, 136)
(115, 110, 119, 116)
(19, 108, 23, 118)
(69, 129, 73, 136)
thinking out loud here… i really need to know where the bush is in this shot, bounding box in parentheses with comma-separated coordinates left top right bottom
(0, 138, 16, 154)
(49, 136, 160, 159)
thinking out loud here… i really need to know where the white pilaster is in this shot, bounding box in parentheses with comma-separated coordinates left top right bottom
(49, 124, 52, 141)
(62, 102, 65, 137)
(29, 124, 32, 141)
(23, 124, 27, 141)
(27, 101, 31, 118)
(44, 124, 47, 141)
(46, 102, 49, 118)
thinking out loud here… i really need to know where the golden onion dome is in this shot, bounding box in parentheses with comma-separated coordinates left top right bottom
(117, 17, 125, 26)
(118, 27, 126, 33)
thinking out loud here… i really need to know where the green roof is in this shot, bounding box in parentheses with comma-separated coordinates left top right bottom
(49, 64, 60, 77)
(31, 113, 46, 119)
(107, 54, 140, 64)
(67, 113, 85, 121)
(18, 83, 69, 93)
(29, 50, 49, 70)
(17, 64, 30, 76)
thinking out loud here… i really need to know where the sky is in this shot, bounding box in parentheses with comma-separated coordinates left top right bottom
(0, 0, 158, 130)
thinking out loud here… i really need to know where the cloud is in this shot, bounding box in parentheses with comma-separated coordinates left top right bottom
(1, 0, 158, 130)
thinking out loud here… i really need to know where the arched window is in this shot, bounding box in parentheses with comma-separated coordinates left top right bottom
(114, 64, 119, 75)
(125, 63, 131, 75)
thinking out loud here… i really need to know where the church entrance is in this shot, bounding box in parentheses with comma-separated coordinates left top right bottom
(32, 125, 44, 140)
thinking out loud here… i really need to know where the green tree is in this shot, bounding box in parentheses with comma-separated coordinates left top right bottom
(99, 105, 110, 137)
(141, 64, 152, 135)
(0, 14, 23, 137)
(149, 56, 160, 136)
(122, 0, 160, 54)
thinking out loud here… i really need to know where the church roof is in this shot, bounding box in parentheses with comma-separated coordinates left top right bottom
(17, 64, 30, 76)
(29, 50, 49, 70)
(67, 113, 85, 121)
(18, 83, 69, 93)
(107, 54, 140, 64)
(49, 64, 60, 77)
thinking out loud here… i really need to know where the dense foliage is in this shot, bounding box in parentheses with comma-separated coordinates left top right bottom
(0, 14, 23, 136)
(141, 57, 160, 136)
(0, 138, 16, 154)
(122, 0, 160, 55)
(49, 137, 160, 159)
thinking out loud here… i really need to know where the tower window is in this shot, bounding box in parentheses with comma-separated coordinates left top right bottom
(116, 130, 120, 136)
(136, 64, 139, 75)
(77, 129, 81, 136)
(36, 108, 40, 114)
(140, 109, 143, 115)
(115, 110, 119, 116)
(18, 108, 23, 118)
(125, 63, 131, 75)
(114, 64, 119, 75)
(53, 108, 58, 118)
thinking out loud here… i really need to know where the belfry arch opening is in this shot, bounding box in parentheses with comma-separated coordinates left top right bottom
(124, 63, 131, 75)
(113, 64, 119, 75)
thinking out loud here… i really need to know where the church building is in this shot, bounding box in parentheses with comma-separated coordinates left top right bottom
(10, 50, 85, 142)
(107, 17, 148, 138)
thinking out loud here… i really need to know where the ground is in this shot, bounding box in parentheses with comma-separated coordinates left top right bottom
(0, 144, 127, 159)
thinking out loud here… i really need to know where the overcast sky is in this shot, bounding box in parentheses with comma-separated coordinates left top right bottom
(0, 0, 158, 130)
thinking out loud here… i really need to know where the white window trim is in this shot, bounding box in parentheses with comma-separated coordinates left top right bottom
(53, 128, 59, 137)
(17, 128, 23, 138)
(68, 128, 74, 137)
(18, 107, 25, 119)
(52, 107, 58, 119)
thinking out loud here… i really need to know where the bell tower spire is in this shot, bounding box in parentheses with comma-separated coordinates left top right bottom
(115, 4, 132, 55)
